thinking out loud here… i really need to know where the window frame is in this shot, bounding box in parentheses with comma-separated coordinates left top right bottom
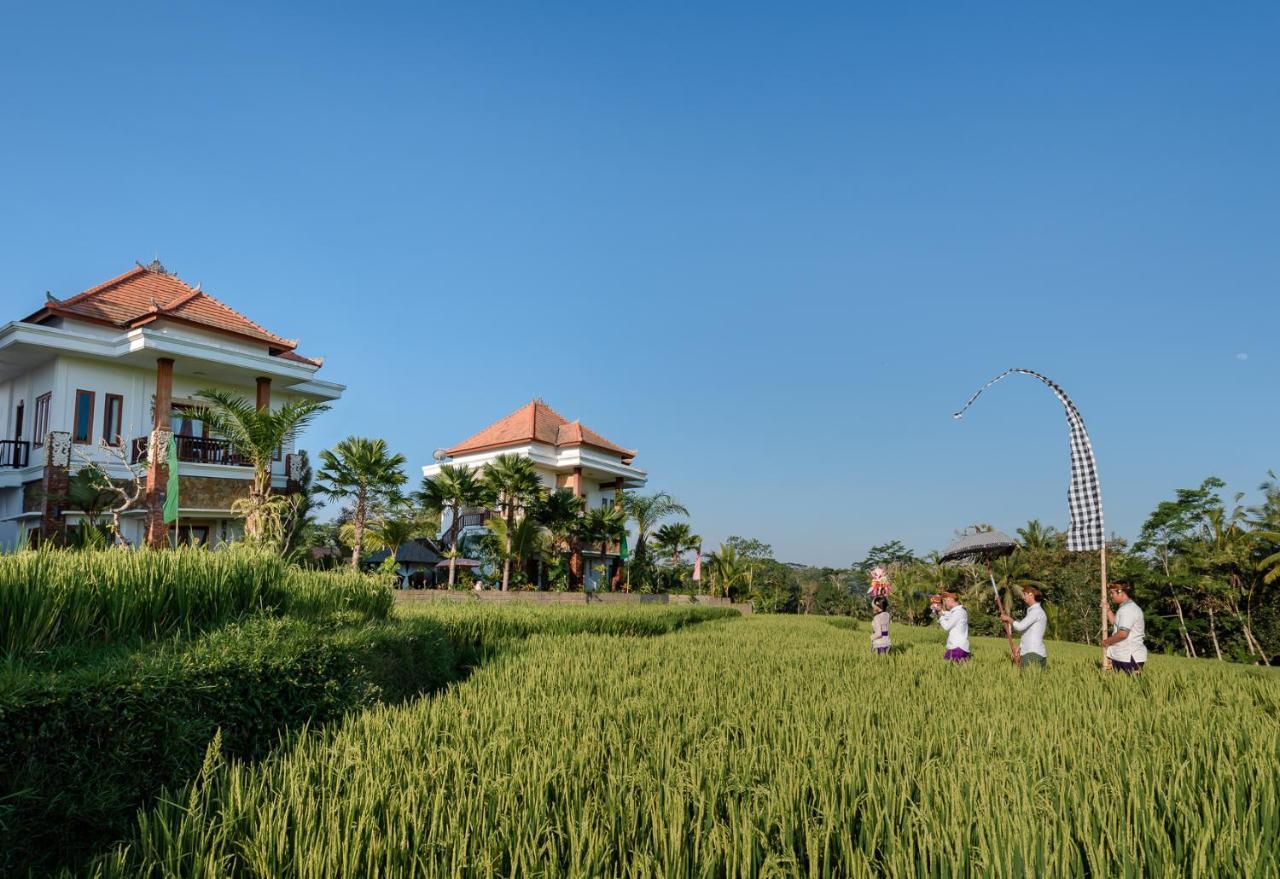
(103, 393, 124, 446)
(72, 390, 96, 444)
(33, 393, 51, 447)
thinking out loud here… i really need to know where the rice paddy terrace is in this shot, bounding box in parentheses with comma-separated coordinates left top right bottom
(87, 607, 1280, 878)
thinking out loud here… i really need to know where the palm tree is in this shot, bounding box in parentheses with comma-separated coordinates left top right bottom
(622, 491, 688, 567)
(580, 506, 627, 591)
(418, 464, 490, 587)
(654, 522, 699, 566)
(315, 437, 408, 570)
(654, 522, 701, 590)
(483, 454, 545, 591)
(360, 513, 435, 559)
(1258, 527, 1280, 585)
(1016, 519, 1061, 551)
(1198, 505, 1270, 664)
(192, 389, 330, 543)
(533, 489, 586, 588)
(707, 543, 750, 599)
(354, 513, 436, 585)
(487, 516, 550, 588)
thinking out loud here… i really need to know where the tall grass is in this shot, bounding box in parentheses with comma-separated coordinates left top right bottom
(89, 615, 1280, 877)
(0, 548, 391, 658)
(398, 601, 737, 661)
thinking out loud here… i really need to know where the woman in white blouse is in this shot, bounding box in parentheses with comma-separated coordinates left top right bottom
(1001, 586, 1048, 668)
(936, 591, 971, 662)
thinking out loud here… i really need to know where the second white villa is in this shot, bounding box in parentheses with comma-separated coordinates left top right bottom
(423, 399, 646, 590)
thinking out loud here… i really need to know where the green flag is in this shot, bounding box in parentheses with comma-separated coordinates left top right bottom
(162, 435, 180, 524)
(619, 531, 629, 562)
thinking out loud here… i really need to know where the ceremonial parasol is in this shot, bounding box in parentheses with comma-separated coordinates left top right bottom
(941, 530, 1021, 666)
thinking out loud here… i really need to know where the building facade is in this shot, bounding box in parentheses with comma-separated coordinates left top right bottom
(0, 261, 343, 548)
(422, 399, 646, 589)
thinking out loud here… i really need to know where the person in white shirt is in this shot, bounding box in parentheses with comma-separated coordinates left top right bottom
(1000, 586, 1048, 668)
(1102, 583, 1147, 673)
(936, 591, 971, 662)
(870, 597, 891, 655)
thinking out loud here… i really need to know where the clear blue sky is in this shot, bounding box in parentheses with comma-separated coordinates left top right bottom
(2, 2, 1276, 565)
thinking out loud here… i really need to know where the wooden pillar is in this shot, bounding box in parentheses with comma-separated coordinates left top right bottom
(146, 358, 176, 548)
(256, 376, 271, 411)
(610, 477, 627, 591)
(153, 358, 174, 429)
(571, 466, 583, 498)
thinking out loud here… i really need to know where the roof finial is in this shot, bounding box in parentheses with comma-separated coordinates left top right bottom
(139, 255, 167, 274)
(45, 290, 59, 304)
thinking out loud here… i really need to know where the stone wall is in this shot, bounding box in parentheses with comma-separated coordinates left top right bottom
(394, 590, 753, 614)
(180, 476, 253, 510)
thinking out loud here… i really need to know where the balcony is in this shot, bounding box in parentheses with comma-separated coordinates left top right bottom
(0, 440, 30, 468)
(130, 435, 252, 468)
(455, 510, 491, 530)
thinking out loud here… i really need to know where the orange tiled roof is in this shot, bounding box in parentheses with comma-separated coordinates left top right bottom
(24, 261, 321, 366)
(446, 400, 636, 460)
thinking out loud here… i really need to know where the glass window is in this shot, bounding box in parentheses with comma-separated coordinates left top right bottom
(171, 405, 206, 438)
(33, 393, 51, 446)
(103, 394, 124, 445)
(73, 390, 95, 444)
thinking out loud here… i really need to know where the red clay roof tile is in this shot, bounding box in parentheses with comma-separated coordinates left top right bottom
(445, 400, 635, 459)
(25, 263, 317, 363)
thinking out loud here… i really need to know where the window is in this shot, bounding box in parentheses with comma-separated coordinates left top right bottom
(170, 525, 210, 547)
(73, 390, 95, 444)
(33, 393, 51, 446)
(103, 394, 124, 446)
(171, 405, 207, 438)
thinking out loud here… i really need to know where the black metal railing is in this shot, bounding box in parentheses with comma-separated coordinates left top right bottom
(455, 510, 491, 530)
(0, 440, 30, 468)
(130, 435, 252, 467)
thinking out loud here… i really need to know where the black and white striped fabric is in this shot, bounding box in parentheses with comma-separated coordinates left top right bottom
(953, 368, 1104, 552)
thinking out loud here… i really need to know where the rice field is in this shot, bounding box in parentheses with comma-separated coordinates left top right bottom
(0, 548, 391, 658)
(89, 612, 1280, 878)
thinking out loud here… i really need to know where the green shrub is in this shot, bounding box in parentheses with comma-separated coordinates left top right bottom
(0, 614, 455, 875)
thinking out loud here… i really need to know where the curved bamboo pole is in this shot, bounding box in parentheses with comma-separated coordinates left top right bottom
(986, 559, 1020, 667)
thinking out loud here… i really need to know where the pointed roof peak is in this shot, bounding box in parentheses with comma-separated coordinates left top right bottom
(22, 263, 317, 363)
(444, 399, 635, 460)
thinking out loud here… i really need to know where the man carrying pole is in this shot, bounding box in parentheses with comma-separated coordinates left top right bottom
(1101, 582, 1146, 674)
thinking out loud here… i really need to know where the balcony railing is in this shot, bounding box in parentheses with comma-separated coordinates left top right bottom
(0, 440, 30, 469)
(455, 510, 491, 530)
(130, 435, 252, 467)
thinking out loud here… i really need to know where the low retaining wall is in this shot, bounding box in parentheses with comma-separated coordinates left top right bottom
(394, 589, 753, 614)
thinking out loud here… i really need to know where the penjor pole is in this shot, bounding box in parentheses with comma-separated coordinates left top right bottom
(953, 369, 1110, 670)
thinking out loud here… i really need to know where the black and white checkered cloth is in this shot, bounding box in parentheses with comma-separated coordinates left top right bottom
(953, 368, 1104, 552)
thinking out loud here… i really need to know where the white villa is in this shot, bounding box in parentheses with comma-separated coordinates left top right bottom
(423, 399, 646, 589)
(0, 260, 343, 548)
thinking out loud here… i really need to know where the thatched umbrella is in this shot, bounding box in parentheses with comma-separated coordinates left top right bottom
(941, 530, 1020, 666)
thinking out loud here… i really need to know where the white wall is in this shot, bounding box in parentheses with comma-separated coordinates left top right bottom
(0, 358, 58, 442)
(52, 357, 298, 474)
